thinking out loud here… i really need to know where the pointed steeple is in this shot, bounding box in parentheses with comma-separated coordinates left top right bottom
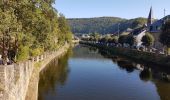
(147, 6, 154, 26)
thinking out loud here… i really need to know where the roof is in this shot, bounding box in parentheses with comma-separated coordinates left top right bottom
(151, 15, 170, 26)
(147, 7, 154, 25)
(131, 27, 146, 36)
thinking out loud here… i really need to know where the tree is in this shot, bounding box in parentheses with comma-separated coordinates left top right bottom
(0, 1, 23, 64)
(160, 20, 170, 55)
(141, 33, 154, 51)
(109, 36, 118, 44)
(91, 32, 100, 42)
(118, 35, 127, 46)
(126, 35, 135, 47)
(58, 14, 72, 44)
(0, 0, 72, 64)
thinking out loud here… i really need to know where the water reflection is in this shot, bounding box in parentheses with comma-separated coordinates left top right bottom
(98, 48, 170, 100)
(98, 48, 170, 82)
(38, 49, 72, 100)
(38, 45, 170, 100)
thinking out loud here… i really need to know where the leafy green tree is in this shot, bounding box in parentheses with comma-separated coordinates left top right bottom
(142, 33, 154, 50)
(111, 36, 119, 44)
(58, 14, 72, 45)
(160, 20, 170, 55)
(118, 35, 127, 45)
(91, 32, 100, 42)
(126, 35, 135, 47)
(0, 0, 72, 63)
(0, 1, 23, 64)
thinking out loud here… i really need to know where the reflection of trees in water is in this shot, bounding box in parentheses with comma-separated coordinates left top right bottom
(91, 45, 170, 100)
(117, 60, 135, 73)
(139, 68, 152, 82)
(88, 47, 98, 53)
(98, 49, 114, 59)
(133, 64, 170, 100)
(111, 55, 170, 100)
(38, 49, 72, 100)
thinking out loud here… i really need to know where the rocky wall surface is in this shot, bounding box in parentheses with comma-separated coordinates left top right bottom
(0, 43, 70, 100)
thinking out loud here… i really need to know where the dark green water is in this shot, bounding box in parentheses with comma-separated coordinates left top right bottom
(38, 45, 170, 100)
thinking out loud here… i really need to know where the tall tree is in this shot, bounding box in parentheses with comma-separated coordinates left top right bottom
(126, 35, 135, 47)
(118, 35, 127, 46)
(0, 0, 72, 63)
(160, 20, 170, 55)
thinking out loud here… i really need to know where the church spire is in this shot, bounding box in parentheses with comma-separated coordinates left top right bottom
(147, 6, 154, 26)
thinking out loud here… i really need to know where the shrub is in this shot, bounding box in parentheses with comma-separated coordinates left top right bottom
(17, 45, 29, 61)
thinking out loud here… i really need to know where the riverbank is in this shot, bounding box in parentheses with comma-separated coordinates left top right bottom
(80, 41, 170, 67)
(26, 43, 70, 100)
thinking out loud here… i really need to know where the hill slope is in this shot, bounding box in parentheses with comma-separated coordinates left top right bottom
(67, 17, 147, 34)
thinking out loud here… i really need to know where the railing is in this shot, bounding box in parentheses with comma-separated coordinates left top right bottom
(0, 43, 69, 100)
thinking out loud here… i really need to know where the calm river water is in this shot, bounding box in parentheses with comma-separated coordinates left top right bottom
(38, 45, 170, 100)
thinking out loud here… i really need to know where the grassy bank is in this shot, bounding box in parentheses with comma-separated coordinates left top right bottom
(80, 42, 170, 67)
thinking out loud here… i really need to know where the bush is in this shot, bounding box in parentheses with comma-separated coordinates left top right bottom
(30, 48, 44, 57)
(17, 45, 29, 61)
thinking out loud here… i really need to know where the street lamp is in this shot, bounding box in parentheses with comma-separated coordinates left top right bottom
(117, 23, 120, 38)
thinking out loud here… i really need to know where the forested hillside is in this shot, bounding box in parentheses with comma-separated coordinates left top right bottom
(0, 0, 72, 63)
(68, 17, 147, 34)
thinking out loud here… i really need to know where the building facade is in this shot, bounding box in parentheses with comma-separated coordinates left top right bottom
(147, 7, 170, 50)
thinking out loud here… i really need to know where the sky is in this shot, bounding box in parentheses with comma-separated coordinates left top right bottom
(54, 0, 170, 19)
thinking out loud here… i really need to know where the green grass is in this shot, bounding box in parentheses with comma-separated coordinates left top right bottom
(34, 61, 42, 68)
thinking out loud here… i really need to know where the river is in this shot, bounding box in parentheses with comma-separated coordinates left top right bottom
(38, 44, 170, 100)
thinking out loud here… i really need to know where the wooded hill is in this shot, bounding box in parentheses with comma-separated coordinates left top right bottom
(67, 17, 147, 34)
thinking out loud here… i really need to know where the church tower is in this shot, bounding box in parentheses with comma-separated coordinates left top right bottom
(147, 6, 154, 27)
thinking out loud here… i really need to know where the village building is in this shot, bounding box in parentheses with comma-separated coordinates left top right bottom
(131, 27, 147, 47)
(129, 7, 169, 50)
(147, 7, 170, 49)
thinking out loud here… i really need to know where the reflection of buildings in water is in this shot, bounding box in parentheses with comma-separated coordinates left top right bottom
(134, 63, 144, 71)
(138, 64, 170, 82)
(139, 67, 170, 100)
(117, 60, 170, 100)
(114, 58, 170, 83)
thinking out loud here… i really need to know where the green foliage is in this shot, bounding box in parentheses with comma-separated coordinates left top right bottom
(68, 17, 147, 34)
(17, 45, 29, 61)
(30, 48, 44, 57)
(160, 20, 170, 47)
(0, 0, 72, 62)
(126, 35, 135, 46)
(90, 32, 100, 41)
(111, 36, 119, 43)
(142, 33, 154, 47)
(118, 35, 128, 45)
(34, 62, 42, 68)
(131, 17, 147, 29)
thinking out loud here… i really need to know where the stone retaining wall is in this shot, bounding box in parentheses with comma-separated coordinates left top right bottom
(0, 43, 69, 100)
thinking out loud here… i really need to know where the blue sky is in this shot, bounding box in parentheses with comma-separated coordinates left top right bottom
(54, 0, 170, 19)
